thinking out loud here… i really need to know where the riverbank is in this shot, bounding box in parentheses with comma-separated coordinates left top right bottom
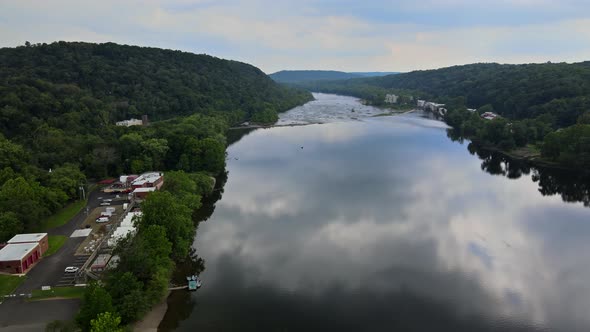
(471, 141, 583, 171)
(133, 290, 170, 331)
(229, 122, 323, 130)
(373, 109, 416, 117)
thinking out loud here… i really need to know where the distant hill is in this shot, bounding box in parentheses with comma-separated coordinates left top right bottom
(270, 70, 361, 83)
(351, 72, 399, 77)
(269, 70, 398, 83)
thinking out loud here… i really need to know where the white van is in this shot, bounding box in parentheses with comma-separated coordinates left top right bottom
(96, 217, 109, 223)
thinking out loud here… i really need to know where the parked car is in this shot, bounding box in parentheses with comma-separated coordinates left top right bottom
(96, 217, 109, 223)
(100, 202, 111, 206)
(64, 266, 79, 273)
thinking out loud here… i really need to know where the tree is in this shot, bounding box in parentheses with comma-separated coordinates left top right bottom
(0, 177, 48, 231)
(141, 138, 169, 170)
(477, 104, 494, 115)
(76, 283, 114, 332)
(45, 320, 77, 332)
(250, 106, 278, 124)
(90, 312, 123, 332)
(511, 122, 529, 147)
(114, 225, 173, 282)
(0, 212, 22, 243)
(0, 135, 28, 172)
(161, 171, 204, 211)
(578, 111, 590, 125)
(116, 288, 149, 323)
(190, 172, 215, 196)
(47, 163, 86, 200)
(106, 271, 143, 302)
(140, 193, 193, 260)
(196, 138, 225, 175)
(161, 171, 197, 195)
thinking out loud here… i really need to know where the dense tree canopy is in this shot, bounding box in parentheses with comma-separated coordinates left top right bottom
(0, 41, 311, 242)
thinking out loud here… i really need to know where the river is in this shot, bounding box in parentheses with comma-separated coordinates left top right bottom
(160, 93, 590, 331)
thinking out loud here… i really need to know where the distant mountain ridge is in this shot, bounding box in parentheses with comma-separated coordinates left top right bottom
(269, 70, 397, 83)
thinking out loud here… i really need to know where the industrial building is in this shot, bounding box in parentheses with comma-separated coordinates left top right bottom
(116, 118, 143, 127)
(384, 94, 398, 104)
(0, 242, 43, 274)
(133, 187, 156, 200)
(131, 172, 164, 190)
(7, 233, 49, 255)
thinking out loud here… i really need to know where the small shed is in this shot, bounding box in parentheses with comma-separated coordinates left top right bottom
(91, 254, 112, 272)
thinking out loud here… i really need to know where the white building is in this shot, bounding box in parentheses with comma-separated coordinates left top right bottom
(481, 112, 499, 120)
(424, 102, 445, 112)
(116, 118, 143, 127)
(132, 172, 163, 189)
(384, 94, 399, 104)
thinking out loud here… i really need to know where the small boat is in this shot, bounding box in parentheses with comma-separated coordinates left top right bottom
(186, 275, 202, 291)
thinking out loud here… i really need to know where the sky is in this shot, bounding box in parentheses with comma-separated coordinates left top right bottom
(1, 0, 590, 73)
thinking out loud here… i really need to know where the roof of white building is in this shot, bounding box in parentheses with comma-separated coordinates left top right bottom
(132, 172, 162, 186)
(0, 243, 39, 261)
(7, 233, 47, 243)
(133, 187, 157, 193)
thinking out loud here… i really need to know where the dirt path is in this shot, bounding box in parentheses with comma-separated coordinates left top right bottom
(134, 291, 170, 332)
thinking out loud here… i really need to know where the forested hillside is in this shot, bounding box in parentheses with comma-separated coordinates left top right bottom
(0, 41, 311, 240)
(270, 70, 362, 83)
(299, 62, 590, 169)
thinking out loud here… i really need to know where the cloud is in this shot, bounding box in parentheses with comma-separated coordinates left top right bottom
(0, 1, 589, 72)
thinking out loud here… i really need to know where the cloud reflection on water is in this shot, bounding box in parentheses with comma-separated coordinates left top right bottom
(185, 99, 590, 331)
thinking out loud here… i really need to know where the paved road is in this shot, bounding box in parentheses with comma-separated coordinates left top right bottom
(0, 298, 80, 331)
(48, 190, 116, 237)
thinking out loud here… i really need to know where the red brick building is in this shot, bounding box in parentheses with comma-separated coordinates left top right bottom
(0, 243, 42, 274)
(7, 233, 49, 255)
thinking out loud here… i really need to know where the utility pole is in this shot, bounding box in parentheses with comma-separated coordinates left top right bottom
(79, 185, 86, 201)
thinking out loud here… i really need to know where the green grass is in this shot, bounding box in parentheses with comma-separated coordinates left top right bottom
(526, 143, 542, 154)
(44, 235, 68, 257)
(37, 200, 87, 231)
(29, 286, 86, 300)
(0, 275, 25, 297)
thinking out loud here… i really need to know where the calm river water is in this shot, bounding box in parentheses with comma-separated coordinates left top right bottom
(161, 93, 590, 331)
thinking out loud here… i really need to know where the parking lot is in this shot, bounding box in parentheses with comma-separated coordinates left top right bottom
(55, 254, 90, 287)
(1, 191, 133, 330)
